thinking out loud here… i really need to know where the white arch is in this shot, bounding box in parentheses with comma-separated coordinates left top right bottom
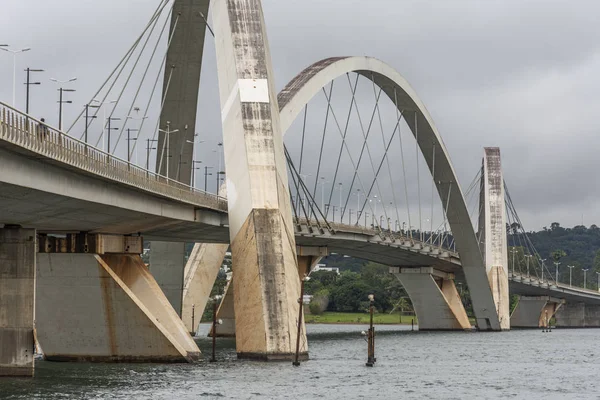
(277, 56, 501, 330)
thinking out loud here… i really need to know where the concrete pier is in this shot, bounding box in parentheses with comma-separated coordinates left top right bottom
(390, 267, 471, 330)
(213, 0, 305, 360)
(555, 302, 600, 328)
(511, 296, 564, 328)
(36, 253, 200, 362)
(181, 243, 229, 334)
(0, 227, 35, 377)
(212, 278, 236, 337)
(478, 148, 510, 330)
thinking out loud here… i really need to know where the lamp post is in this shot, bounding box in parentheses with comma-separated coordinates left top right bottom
(210, 295, 223, 363)
(554, 261, 560, 284)
(525, 254, 532, 278)
(83, 104, 97, 144)
(158, 121, 179, 179)
(510, 248, 518, 275)
(24, 68, 44, 114)
(293, 274, 310, 367)
(126, 114, 148, 163)
(583, 268, 589, 289)
(1, 46, 31, 107)
(51, 77, 77, 130)
(540, 258, 546, 282)
(356, 189, 362, 221)
(146, 139, 158, 170)
(597, 271, 600, 292)
(568, 265, 575, 287)
(366, 294, 376, 367)
(106, 117, 121, 155)
(91, 99, 117, 151)
(204, 166, 213, 192)
(191, 160, 202, 189)
(126, 128, 138, 163)
(319, 177, 327, 213)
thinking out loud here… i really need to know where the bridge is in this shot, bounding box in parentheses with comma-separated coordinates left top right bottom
(1, 0, 598, 377)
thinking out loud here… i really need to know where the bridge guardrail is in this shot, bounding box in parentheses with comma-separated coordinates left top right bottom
(0, 103, 228, 212)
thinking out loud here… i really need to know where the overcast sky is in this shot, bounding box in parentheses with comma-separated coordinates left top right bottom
(1, 0, 599, 230)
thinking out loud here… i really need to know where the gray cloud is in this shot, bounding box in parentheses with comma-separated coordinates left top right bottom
(1, 0, 599, 230)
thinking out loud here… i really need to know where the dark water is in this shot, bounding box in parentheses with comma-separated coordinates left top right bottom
(1, 324, 599, 399)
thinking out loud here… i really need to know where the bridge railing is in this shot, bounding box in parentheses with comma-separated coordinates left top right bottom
(0, 103, 228, 212)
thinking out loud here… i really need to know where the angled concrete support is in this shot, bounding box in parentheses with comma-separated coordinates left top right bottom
(0, 227, 35, 377)
(478, 147, 510, 330)
(149, 241, 186, 316)
(36, 253, 200, 362)
(181, 243, 229, 334)
(390, 267, 471, 330)
(213, 0, 304, 360)
(511, 296, 564, 328)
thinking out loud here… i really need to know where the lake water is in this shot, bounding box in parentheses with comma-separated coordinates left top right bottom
(1, 324, 599, 399)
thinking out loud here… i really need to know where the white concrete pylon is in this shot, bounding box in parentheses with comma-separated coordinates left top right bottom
(478, 147, 510, 330)
(212, 0, 304, 360)
(390, 267, 471, 330)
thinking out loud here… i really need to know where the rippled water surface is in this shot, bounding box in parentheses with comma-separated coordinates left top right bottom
(1, 324, 599, 399)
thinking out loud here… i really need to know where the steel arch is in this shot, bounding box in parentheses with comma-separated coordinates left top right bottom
(277, 56, 501, 330)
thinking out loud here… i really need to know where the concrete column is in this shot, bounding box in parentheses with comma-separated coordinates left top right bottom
(478, 147, 510, 330)
(0, 227, 35, 377)
(36, 253, 200, 362)
(212, 248, 326, 339)
(149, 241, 186, 316)
(212, 0, 304, 360)
(390, 267, 471, 330)
(511, 296, 564, 328)
(181, 243, 229, 334)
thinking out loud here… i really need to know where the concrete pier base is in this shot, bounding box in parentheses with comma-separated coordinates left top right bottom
(0, 227, 35, 377)
(181, 243, 229, 335)
(390, 267, 471, 330)
(149, 241, 186, 316)
(36, 253, 200, 362)
(555, 302, 600, 328)
(511, 296, 564, 328)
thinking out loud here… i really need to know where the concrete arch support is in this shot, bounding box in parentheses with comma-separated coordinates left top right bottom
(278, 57, 500, 331)
(390, 267, 471, 330)
(213, 0, 305, 360)
(36, 253, 200, 362)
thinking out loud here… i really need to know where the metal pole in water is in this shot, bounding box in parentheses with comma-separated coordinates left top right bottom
(293, 275, 309, 366)
(366, 294, 375, 367)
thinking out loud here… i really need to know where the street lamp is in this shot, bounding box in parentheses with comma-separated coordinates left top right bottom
(24, 68, 44, 114)
(1, 46, 31, 106)
(510, 248, 518, 275)
(126, 128, 138, 163)
(106, 117, 121, 155)
(554, 261, 560, 284)
(567, 265, 575, 287)
(583, 268, 589, 289)
(191, 160, 202, 189)
(525, 254, 533, 278)
(158, 121, 179, 180)
(91, 99, 117, 151)
(366, 294, 376, 367)
(126, 114, 148, 163)
(204, 166, 213, 192)
(540, 258, 546, 282)
(597, 271, 600, 292)
(50, 78, 78, 130)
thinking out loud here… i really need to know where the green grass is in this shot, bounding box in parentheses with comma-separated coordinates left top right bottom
(305, 312, 417, 325)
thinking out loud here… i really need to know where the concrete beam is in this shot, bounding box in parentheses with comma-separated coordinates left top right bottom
(0, 227, 35, 377)
(478, 148, 510, 330)
(554, 302, 600, 328)
(511, 296, 565, 328)
(390, 267, 471, 330)
(181, 243, 229, 334)
(36, 253, 200, 362)
(213, 0, 305, 360)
